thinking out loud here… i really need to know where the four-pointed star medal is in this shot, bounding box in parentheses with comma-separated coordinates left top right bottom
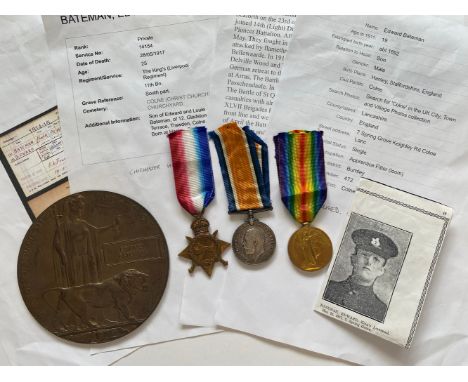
(179, 217, 230, 277)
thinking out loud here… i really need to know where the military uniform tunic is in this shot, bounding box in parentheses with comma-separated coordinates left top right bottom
(324, 278, 387, 322)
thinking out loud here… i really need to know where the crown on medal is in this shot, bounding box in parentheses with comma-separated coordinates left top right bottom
(191, 217, 210, 235)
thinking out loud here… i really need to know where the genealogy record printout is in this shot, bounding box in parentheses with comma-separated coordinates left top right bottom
(267, 16, 468, 213)
(43, 16, 218, 353)
(215, 16, 468, 365)
(43, 16, 216, 167)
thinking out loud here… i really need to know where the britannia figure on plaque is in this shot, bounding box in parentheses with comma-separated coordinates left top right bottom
(53, 194, 119, 287)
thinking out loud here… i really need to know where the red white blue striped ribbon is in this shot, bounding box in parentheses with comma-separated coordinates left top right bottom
(168, 127, 215, 216)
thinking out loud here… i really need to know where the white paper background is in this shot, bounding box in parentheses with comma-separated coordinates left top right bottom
(213, 16, 468, 365)
(0, 16, 132, 365)
(0, 16, 56, 132)
(41, 15, 219, 354)
(180, 15, 297, 327)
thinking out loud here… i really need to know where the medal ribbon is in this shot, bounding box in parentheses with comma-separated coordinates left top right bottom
(168, 126, 215, 216)
(209, 122, 271, 213)
(273, 130, 327, 224)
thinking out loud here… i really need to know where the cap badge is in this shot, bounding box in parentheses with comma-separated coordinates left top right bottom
(371, 237, 381, 248)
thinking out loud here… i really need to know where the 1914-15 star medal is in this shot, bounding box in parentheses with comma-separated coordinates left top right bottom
(179, 217, 230, 277)
(168, 127, 230, 278)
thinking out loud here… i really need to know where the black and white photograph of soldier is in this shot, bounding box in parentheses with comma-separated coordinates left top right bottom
(323, 212, 412, 322)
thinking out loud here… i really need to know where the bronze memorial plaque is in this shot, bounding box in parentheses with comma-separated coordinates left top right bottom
(17, 191, 169, 344)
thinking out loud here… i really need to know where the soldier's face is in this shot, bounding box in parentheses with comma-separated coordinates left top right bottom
(351, 248, 385, 284)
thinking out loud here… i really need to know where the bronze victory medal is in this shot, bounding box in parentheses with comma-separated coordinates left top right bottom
(288, 225, 333, 272)
(232, 219, 276, 265)
(17, 191, 169, 344)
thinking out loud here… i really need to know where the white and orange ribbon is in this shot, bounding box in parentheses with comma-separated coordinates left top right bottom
(209, 122, 271, 213)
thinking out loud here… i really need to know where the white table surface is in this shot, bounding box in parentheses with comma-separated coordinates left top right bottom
(113, 331, 352, 366)
(3, 15, 465, 367)
(113, 15, 467, 366)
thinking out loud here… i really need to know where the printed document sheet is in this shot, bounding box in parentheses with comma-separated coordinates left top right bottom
(180, 15, 297, 327)
(214, 16, 468, 365)
(42, 15, 219, 354)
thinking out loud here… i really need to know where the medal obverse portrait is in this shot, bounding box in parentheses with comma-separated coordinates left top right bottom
(232, 220, 276, 265)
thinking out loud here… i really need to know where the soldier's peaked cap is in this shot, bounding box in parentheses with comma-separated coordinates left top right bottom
(351, 229, 398, 260)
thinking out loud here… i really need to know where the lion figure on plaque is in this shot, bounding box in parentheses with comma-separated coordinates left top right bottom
(43, 269, 149, 332)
